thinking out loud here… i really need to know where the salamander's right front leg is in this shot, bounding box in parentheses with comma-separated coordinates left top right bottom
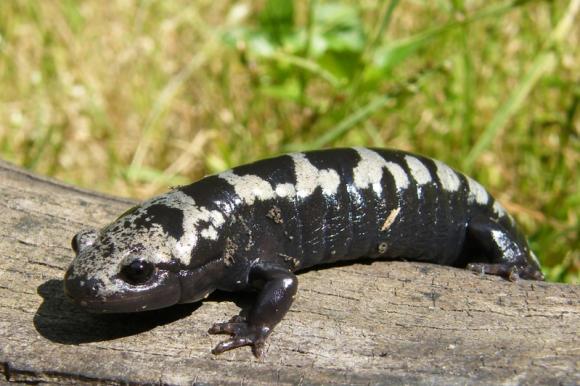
(209, 262, 298, 358)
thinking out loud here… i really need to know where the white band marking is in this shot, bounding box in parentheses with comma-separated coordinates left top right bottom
(404, 155, 432, 185)
(291, 153, 340, 198)
(491, 230, 517, 262)
(466, 177, 489, 205)
(434, 160, 460, 192)
(353, 147, 409, 194)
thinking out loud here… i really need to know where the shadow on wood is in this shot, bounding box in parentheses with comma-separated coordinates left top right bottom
(0, 160, 578, 385)
(34, 279, 202, 345)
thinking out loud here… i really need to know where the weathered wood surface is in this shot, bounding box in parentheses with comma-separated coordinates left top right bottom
(0, 159, 578, 386)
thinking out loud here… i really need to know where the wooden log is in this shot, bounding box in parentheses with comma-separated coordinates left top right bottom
(0, 159, 578, 385)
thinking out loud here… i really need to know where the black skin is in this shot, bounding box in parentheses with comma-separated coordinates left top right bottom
(194, 149, 543, 356)
(67, 148, 544, 357)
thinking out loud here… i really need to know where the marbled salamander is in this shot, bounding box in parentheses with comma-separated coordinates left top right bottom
(64, 148, 544, 357)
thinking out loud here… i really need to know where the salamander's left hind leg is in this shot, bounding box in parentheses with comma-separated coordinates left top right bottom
(467, 262, 521, 281)
(463, 216, 544, 281)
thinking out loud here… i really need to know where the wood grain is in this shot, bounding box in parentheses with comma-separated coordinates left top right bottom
(0, 160, 578, 385)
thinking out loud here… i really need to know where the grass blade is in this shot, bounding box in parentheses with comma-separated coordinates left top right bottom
(271, 51, 343, 88)
(309, 94, 394, 149)
(464, 0, 580, 171)
(306, 67, 439, 150)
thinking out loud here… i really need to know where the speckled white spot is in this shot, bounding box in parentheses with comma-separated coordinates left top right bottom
(291, 153, 340, 197)
(353, 148, 409, 194)
(493, 200, 507, 218)
(434, 160, 460, 192)
(275, 183, 296, 198)
(157, 190, 208, 265)
(219, 154, 341, 202)
(491, 230, 517, 262)
(200, 226, 219, 240)
(466, 177, 489, 205)
(209, 210, 225, 227)
(404, 155, 432, 185)
(386, 162, 410, 191)
(219, 171, 275, 205)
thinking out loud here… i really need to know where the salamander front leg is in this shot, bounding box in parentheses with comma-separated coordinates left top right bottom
(209, 263, 298, 357)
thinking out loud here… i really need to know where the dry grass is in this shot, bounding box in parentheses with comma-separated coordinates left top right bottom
(0, 0, 578, 282)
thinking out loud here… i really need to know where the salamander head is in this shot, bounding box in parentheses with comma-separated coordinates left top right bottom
(64, 219, 182, 313)
(64, 190, 227, 313)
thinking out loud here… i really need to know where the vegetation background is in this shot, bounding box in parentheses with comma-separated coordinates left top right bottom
(0, 0, 578, 282)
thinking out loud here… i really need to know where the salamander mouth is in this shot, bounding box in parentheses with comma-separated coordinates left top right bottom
(64, 268, 181, 313)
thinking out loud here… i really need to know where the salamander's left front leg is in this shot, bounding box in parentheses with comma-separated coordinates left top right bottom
(209, 263, 298, 357)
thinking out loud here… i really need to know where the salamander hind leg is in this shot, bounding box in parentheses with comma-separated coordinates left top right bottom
(209, 262, 298, 358)
(466, 262, 522, 281)
(463, 216, 544, 281)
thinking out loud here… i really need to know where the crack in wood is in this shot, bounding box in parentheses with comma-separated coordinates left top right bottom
(1, 361, 129, 385)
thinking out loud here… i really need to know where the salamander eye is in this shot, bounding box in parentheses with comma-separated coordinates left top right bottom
(71, 229, 98, 254)
(121, 259, 154, 285)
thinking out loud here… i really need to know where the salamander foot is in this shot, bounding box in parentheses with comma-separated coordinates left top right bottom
(467, 262, 544, 281)
(209, 315, 270, 358)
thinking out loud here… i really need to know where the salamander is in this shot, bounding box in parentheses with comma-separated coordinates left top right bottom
(64, 147, 544, 357)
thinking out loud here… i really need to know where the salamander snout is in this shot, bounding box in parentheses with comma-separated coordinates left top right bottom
(63, 266, 100, 304)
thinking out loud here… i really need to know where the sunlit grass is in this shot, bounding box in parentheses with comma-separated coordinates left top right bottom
(0, 0, 577, 282)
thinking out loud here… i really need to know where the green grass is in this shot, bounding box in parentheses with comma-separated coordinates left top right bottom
(0, 0, 578, 282)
